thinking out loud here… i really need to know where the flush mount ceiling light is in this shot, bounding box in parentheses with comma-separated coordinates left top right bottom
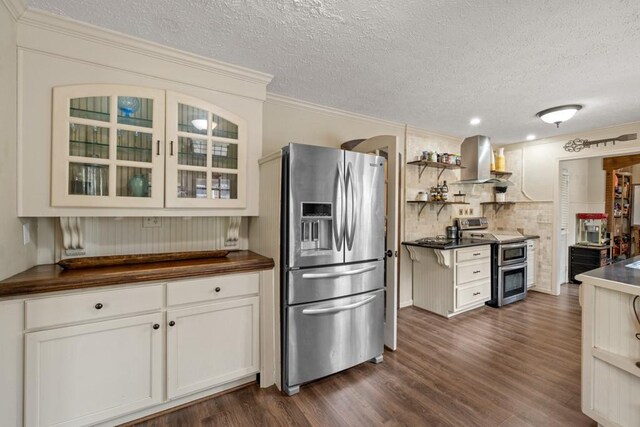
(191, 119, 218, 131)
(469, 117, 481, 125)
(536, 104, 582, 128)
(526, 134, 536, 141)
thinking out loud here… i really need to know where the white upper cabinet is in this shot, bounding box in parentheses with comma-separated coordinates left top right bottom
(52, 85, 166, 208)
(165, 92, 247, 208)
(51, 86, 249, 210)
(17, 20, 271, 217)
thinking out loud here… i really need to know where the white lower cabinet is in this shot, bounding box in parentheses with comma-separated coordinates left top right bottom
(410, 245, 492, 318)
(18, 273, 262, 427)
(166, 297, 260, 399)
(527, 239, 536, 288)
(24, 313, 163, 427)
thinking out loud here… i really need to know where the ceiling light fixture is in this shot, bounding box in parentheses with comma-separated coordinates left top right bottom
(536, 104, 582, 128)
(470, 118, 481, 125)
(526, 134, 536, 141)
(191, 119, 218, 131)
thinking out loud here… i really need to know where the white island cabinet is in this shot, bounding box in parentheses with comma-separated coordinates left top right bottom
(406, 244, 492, 318)
(577, 258, 640, 427)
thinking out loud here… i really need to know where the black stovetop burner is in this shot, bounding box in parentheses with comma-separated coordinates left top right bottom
(414, 236, 453, 246)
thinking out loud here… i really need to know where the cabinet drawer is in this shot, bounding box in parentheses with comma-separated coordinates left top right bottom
(167, 273, 259, 307)
(25, 284, 163, 330)
(456, 281, 490, 309)
(456, 261, 491, 285)
(456, 246, 491, 263)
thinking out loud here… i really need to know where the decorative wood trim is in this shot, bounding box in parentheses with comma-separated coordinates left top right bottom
(1, 0, 25, 21)
(17, 9, 273, 87)
(603, 154, 640, 171)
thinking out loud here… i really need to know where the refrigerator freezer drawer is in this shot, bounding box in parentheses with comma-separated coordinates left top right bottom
(287, 260, 384, 305)
(285, 289, 384, 387)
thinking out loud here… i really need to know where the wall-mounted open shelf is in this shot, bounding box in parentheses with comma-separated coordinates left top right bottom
(407, 200, 470, 219)
(407, 160, 465, 181)
(490, 170, 513, 178)
(481, 201, 516, 214)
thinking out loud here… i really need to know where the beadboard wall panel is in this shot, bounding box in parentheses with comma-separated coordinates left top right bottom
(58, 217, 247, 260)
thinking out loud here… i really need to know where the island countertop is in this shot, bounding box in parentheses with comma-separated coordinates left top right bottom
(0, 250, 274, 297)
(576, 255, 640, 294)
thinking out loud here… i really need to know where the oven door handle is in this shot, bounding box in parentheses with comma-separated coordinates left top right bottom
(302, 295, 376, 315)
(500, 241, 527, 250)
(500, 263, 527, 272)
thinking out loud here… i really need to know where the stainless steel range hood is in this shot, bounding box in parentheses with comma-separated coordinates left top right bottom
(456, 135, 511, 185)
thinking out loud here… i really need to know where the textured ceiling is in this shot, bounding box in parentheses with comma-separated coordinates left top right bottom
(26, 0, 640, 143)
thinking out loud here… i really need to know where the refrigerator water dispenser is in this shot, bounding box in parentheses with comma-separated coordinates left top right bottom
(301, 203, 333, 252)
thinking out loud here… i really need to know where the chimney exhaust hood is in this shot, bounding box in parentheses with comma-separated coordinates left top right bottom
(456, 135, 512, 185)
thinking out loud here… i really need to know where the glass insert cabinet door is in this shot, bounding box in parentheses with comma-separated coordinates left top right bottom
(51, 85, 165, 208)
(165, 92, 247, 208)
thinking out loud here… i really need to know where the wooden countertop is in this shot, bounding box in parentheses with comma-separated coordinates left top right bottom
(0, 250, 274, 297)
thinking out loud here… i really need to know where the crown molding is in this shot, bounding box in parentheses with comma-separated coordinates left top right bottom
(266, 92, 406, 131)
(17, 8, 273, 87)
(405, 125, 461, 143)
(1, 0, 26, 20)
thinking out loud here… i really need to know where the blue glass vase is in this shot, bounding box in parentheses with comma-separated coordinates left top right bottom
(118, 97, 141, 118)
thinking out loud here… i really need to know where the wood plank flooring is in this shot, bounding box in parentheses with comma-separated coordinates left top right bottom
(126, 284, 595, 427)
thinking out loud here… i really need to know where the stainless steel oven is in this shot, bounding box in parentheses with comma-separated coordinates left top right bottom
(497, 262, 527, 306)
(499, 241, 527, 266)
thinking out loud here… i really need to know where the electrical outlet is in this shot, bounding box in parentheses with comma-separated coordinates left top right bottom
(469, 208, 474, 215)
(458, 208, 464, 216)
(143, 217, 162, 228)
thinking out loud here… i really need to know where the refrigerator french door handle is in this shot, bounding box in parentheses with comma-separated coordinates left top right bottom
(301, 295, 376, 315)
(346, 162, 357, 251)
(333, 163, 346, 250)
(301, 264, 376, 279)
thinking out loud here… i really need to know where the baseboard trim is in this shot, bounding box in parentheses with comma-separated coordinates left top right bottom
(399, 299, 413, 308)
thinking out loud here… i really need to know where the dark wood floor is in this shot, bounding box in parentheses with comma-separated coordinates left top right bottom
(126, 285, 595, 426)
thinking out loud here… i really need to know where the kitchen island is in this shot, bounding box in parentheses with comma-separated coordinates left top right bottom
(403, 241, 492, 317)
(577, 258, 640, 427)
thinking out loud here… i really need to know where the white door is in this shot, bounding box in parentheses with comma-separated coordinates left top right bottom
(353, 135, 399, 350)
(558, 169, 570, 285)
(166, 297, 260, 399)
(24, 313, 163, 427)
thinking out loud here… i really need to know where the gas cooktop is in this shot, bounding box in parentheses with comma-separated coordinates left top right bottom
(414, 237, 453, 246)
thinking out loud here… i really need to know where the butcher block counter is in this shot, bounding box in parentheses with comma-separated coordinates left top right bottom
(0, 250, 274, 297)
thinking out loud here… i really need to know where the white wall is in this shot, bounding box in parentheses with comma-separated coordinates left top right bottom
(263, 94, 405, 155)
(0, 2, 37, 280)
(505, 122, 640, 200)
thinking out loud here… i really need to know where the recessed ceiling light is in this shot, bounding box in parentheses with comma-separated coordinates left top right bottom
(536, 105, 582, 128)
(469, 118, 481, 125)
(526, 134, 536, 141)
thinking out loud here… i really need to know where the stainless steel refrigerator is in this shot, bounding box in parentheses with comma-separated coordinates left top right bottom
(281, 143, 386, 396)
